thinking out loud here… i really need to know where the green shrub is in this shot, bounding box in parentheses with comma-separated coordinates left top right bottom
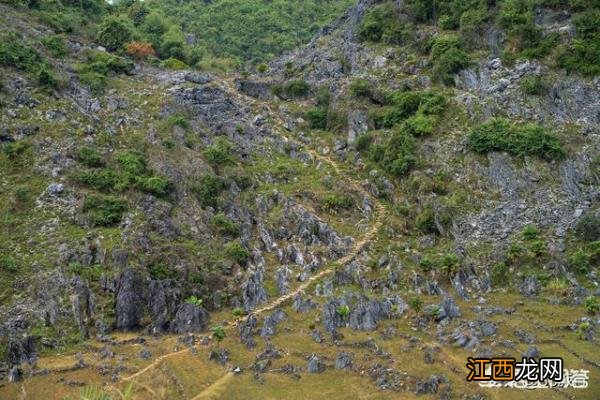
(257, 63, 267, 73)
(116, 151, 146, 175)
(41, 35, 68, 57)
(74, 169, 124, 192)
(148, 263, 176, 280)
(409, 296, 423, 314)
(76, 51, 134, 93)
(521, 225, 540, 240)
(36, 66, 57, 89)
(83, 195, 127, 226)
(569, 250, 590, 274)
(419, 255, 435, 271)
(0, 32, 54, 85)
(78, 147, 105, 168)
(166, 114, 189, 129)
(96, 15, 135, 51)
(306, 108, 328, 130)
(3, 141, 30, 159)
(160, 26, 187, 60)
(349, 78, 372, 98)
(575, 212, 600, 242)
(439, 14, 458, 30)
(192, 175, 224, 208)
(520, 75, 547, 95)
(0, 255, 19, 273)
(185, 295, 203, 306)
(225, 241, 249, 264)
(211, 213, 240, 236)
(557, 39, 600, 76)
(491, 262, 510, 286)
(38, 11, 75, 33)
(370, 128, 416, 177)
(430, 35, 470, 85)
(78, 71, 107, 94)
(285, 80, 310, 97)
(467, 118, 564, 161)
(203, 138, 233, 167)
(415, 205, 437, 234)
(354, 134, 372, 151)
(160, 57, 188, 70)
(336, 304, 350, 318)
(440, 253, 460, 276)
(585, 296, 600, 315)
(211, 325, 226, 342)
(136, 175, 172, 197)
(232, 307, 244, 317)
(405, 113, 436, 136)
(322, 194, 354, 212)
(315, 87, 331, 108)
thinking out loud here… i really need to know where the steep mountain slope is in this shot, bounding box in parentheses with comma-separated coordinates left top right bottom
(0, 0, 599, 399)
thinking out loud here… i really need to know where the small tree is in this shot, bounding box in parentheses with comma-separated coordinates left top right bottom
(97, 16, 135, 52)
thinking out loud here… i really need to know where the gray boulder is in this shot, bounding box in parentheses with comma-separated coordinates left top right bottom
(335, 352, 352, 370)
(307, 355, 325, 373)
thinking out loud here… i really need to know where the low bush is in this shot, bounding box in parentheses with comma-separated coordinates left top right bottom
(273, 80, 311, 98)
(575, 212, 600, 242)
(3, 141, 30, 159)
(211, 213, 240, 236)
(192, 175, 224, 208)
(322, 194, 354, 212)
(148, 263, 176, 280)
(160, 57, 188, 70)
(520, 75, 547, 95)
(224, 241, 249, 264)
(491, 262, 510, 286)
(585, 296, 600, 315)
(41, 35, 68, 57)
(431, 38, 470, 85)
(135, 175, 172, 197)
(369, 127, 416, 177)
(0, 32, 45, 74)
(349, 78, 372, 98)
(77, 147, 105, 168)
(83, 195, 127, 226)
(467, 118, 564, 161)
(354, 133, 372, 151)
(0, 255, 19, 273)
(306, 108, 328, 130)
(203, 138, 233, 167)
(358, 1, 410, 44)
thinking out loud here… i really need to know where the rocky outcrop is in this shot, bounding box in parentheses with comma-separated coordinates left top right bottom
(242, 267, 268, 312)
(116, 269, 148, 331)
(172, 303, 210, 333)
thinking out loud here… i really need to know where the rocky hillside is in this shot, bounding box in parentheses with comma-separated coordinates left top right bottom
(0, 0, 599, 399)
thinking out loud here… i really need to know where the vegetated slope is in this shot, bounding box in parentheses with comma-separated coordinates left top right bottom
(0, 0, 599, 399)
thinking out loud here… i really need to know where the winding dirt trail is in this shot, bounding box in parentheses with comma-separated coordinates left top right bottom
(120, 77, 387, 399)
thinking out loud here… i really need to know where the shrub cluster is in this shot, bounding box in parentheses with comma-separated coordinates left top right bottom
(74, 149, 172, 197)
(83, 194, 127, 226)
(0, 32, 56, 88)
(467, 118, 565, 161)
(358, 1, 410, 44)
(76, 50, 134, 93)
(272, 80, 310, 99)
